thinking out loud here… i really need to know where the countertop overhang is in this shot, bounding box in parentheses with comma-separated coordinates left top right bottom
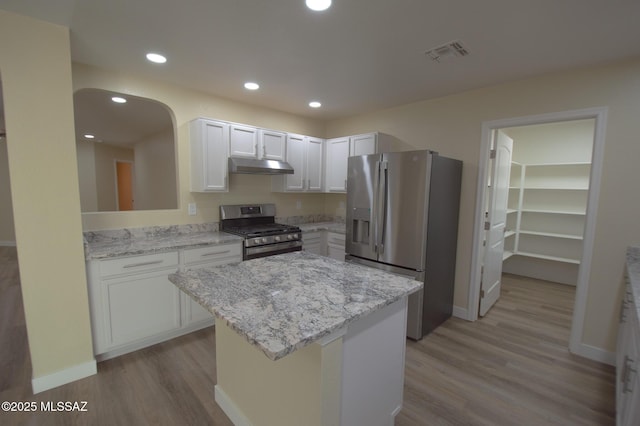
(169, 251, 422, 361)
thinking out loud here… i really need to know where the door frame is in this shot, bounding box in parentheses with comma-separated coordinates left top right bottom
(468, 106, 608, 362)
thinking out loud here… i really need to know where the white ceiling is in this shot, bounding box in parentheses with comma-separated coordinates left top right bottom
(1, 0, 640, 121)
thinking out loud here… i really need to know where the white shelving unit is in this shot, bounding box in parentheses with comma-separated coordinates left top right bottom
(504, 161, 591, 285)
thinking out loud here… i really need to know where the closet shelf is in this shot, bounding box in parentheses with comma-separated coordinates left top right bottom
(512, 251, 581, 265)
(518, 230, 583, 240)
(521, 209, 586, 216)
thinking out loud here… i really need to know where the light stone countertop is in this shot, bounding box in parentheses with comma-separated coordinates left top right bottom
(168, 251, 422, 361)
(626, 245, 640, 321)
(298, 221, 346, 234)
(84, 224, 243, 260)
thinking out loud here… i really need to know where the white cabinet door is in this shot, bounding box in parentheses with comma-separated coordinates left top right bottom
(349, 133, 377, 157)
(260, 129, 286, 161)
(303, 231, 325, 256)
(325, 137, 349, 192)
(327, 232, 346, 261)
(190, 119, 229, 192)
(285, 134, 306, 191)
(181, 243, 242, 327)
(306, 137, 324, 191)
(229, 124, 259, 158)
(101, 269, 182, 349)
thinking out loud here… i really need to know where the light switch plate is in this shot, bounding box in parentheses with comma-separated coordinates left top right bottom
(296, 200, 302, 210)
(188, 203, 197, 216)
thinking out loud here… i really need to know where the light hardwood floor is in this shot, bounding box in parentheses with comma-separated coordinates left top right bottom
(0, 247, 614, 425)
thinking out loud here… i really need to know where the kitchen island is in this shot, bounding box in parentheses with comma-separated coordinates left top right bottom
(168, 251, 422, 426)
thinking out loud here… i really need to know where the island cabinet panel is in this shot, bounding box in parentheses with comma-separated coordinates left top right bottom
(213, 298, 410, 426)
(341, 298, 408, 426)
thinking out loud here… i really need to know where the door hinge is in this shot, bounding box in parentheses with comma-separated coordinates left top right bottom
(484, 221, 490, 231)
(480, 290, 485, 298)
(490, 149, 496, 159)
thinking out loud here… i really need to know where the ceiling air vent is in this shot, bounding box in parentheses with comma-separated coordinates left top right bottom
(425, 40, 470, 63)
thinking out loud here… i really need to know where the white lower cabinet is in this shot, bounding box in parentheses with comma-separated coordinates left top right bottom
(181, 243, 242, 327)
(327, 232, 346, 261)
(302, 231, 325, 256)
(302, 230, 346, 260)
(87, 242, 242, 360)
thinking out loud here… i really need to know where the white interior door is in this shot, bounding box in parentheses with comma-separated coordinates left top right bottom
(480, 130, 513, 316)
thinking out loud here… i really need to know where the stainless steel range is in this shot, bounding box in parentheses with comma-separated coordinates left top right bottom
(220, 204, 302, 260)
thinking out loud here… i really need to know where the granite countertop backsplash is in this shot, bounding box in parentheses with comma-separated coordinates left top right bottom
(169, 251, 421, 361)
(83, 215, 345, 260)
(83, 223, 242, 260)
(626, 244, 640, 322)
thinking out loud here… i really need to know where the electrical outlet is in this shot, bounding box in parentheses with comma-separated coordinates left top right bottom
(296, 200, 302, 210)
(339, 201, 345, 209)
(188, 203, 197, 216)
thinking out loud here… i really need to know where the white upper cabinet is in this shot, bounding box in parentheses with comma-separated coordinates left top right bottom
(306, 137, 324, 192)
(190, 118, 229, 192)
(229, 124, 286, 161)
(350, 133, 378, 156)
(272, 134, 324, 192)
(229, 124, 259, 158)
(284, 134, 306, 191)
(260, 129, 287, 161)
(325, 137, 350, 192)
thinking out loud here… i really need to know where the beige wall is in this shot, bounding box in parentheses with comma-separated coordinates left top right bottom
(0, 139, 15, 243)
(326, 58, 640, 353)
(504, 119, 595, 164)
(0, 10, 94, 380)
(134, 127, 177, 210)
(72, 63, 329, 230)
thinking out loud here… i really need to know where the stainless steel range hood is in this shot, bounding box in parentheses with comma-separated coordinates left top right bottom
(228, 157, 294, 175)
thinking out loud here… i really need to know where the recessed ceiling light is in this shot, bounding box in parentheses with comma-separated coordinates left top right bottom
(146, 52, 167, 64)
(244, 82, 260, 90)
(111, 96, 127, 104)
(306, 0, 332, 11)
(309, 101, 322, 108)
(84, 134, 95, 139)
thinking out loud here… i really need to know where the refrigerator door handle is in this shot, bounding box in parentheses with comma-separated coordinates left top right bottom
(371, 160, 380, 253)
(378, 160, 388, 254)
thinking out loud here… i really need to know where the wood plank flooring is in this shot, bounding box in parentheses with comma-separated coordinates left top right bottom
(0, 247, 614, 425)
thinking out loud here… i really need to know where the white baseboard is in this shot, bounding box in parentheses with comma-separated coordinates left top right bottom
(452, 305, 470, 321)
(570, 342, 616, 366)
(0, 240, 16, 247)
(32, 359, 97, 394)
(215, 385, 254, 426)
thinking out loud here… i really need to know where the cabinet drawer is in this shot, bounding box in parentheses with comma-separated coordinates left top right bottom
(327, 232, 346, 246)
(183, 243, 242, 266)
(99, 252, 179, 278)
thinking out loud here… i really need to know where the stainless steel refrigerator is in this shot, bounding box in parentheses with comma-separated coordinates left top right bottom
(345, 150, 462, 340)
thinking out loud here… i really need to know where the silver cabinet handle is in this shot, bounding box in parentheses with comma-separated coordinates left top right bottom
(200, 249, 231, 258)
(623, 355, 637, 394)
(123, 260, 163, 269)
(263, 144, 267, 158)
(620, 299, 628, 324)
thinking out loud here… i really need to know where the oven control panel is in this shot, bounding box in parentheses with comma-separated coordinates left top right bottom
(245, 233, 300, 247)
